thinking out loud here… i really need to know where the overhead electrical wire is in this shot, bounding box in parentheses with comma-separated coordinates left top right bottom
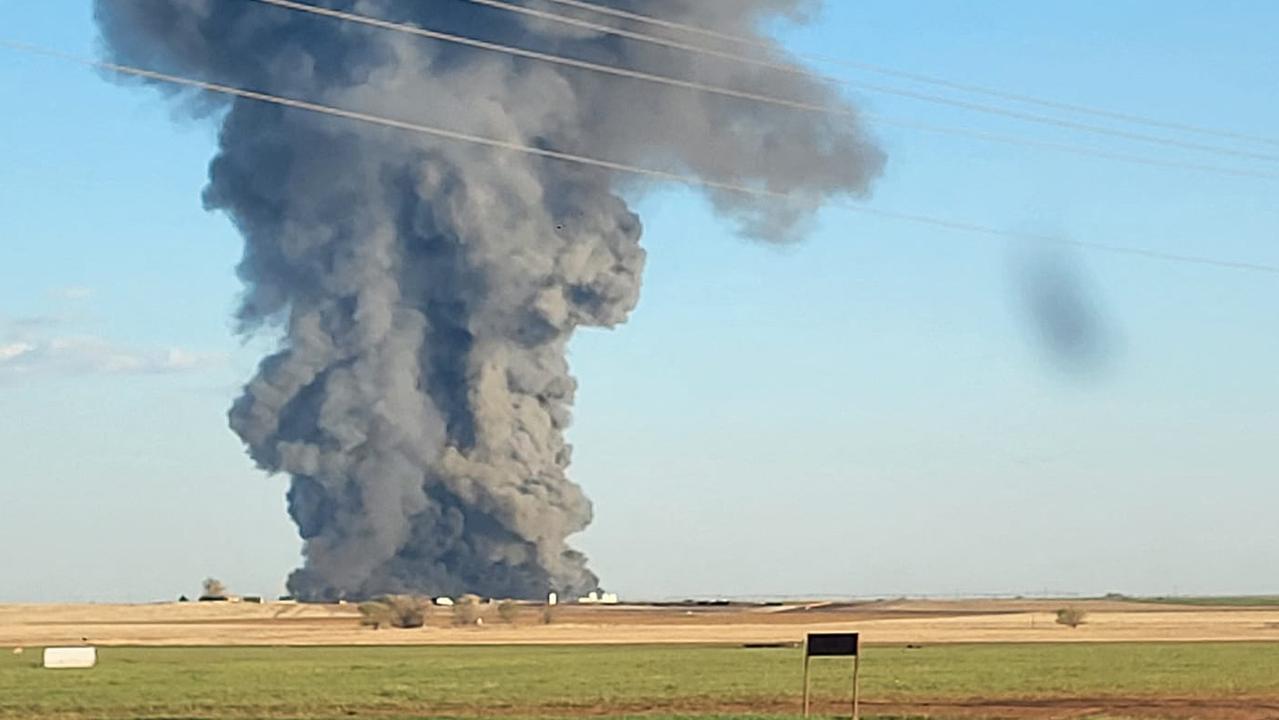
(246, 0, 1277, 182)
(536, 0, 1279, 149)
(460, 0, 1279, 164)
(3, 38, 1275, 277)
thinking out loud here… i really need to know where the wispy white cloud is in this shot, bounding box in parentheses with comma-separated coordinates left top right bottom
(6, 314, 64, 331)
(51, 286, 96, 302)
(0, 336, 223, 376)
(0, 342, 36, 363)
(2, 290, 224, 378)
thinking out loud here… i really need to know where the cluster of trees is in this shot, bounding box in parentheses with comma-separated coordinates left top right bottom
(192, 576, 557, 630)
(358, 595, 431, 629)
(358, 595, 553, 629)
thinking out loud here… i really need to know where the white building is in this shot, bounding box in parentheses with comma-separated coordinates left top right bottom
(578, 591, 620, 605)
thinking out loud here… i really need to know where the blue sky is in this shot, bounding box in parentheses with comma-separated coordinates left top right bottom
(1, 1, 1275, 602)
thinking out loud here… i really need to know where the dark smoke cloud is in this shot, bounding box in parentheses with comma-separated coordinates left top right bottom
(1014, 248, 1115, 374)
(94, 0, 884, 600)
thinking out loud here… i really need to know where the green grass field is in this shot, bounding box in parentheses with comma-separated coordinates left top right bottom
(3, 643, 1278, 719)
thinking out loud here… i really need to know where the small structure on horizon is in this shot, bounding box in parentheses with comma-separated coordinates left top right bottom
(434, 596, 455, 607)
(199, 578, 229, 602)
(577, 591, 620, 605)
(547, 592, 558, 606)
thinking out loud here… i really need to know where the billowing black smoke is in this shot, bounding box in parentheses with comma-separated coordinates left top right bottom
(95, 0, 884, 600)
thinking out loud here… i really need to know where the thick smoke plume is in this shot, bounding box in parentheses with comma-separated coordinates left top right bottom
(95, 0, 884, 600)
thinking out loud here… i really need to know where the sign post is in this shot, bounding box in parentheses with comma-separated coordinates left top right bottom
(802, 632, 859, 719)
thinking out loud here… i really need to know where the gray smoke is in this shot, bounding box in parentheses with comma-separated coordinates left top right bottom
(1015, 248, 1114, 374)
(94, 0, 884, 600)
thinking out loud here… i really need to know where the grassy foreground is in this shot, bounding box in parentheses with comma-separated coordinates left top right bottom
(3, 642, 1278, 719)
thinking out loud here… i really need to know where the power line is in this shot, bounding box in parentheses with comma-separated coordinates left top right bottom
(538, 0, 1279, 149)
(246, 0, 1277, 182)
(3, 39, 1276, 277)
(463, 0, 1279, 165)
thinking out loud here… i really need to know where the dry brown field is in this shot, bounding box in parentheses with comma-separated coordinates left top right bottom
(5, 597, 1279, 647)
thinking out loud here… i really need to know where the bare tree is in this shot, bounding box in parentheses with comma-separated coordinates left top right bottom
(359, 596, 429, 629)
(1055, 607, 1088, 628)
(497, 600, 520, 624)
(452, 594, 485, 626)
(358, 601, 390, 630)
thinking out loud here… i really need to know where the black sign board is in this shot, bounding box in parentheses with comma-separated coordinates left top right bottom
(805, 632, 859, 657)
